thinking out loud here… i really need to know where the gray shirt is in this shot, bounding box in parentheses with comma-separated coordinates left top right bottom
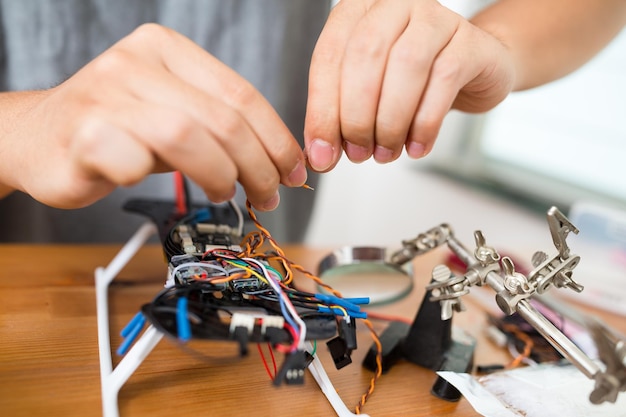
(0, 0, 330, 243)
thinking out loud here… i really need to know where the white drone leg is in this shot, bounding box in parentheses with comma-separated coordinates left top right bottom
(95, 222, 159, 417)
(101, 326, 163, 417)
(306, 342, 370, 417)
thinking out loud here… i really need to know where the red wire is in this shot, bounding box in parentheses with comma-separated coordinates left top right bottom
(267, 342, 277, 375)
(257, 343, 276, 380)
(275, 323, 299, 354)
(173, 171, 187, 215)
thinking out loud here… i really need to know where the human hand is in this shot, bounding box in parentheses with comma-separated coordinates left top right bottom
(304, 0, 515, 171)
(0, 24, 306, 211)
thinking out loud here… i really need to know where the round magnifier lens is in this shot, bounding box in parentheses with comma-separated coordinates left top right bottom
(318, 247, 413, 305)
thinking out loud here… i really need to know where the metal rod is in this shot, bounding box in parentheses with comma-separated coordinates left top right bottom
(446, 236, 475, 267)
(516, 299, 600, 378)
(446, 234, 600, 379)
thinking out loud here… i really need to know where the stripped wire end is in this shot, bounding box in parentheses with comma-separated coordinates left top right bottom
(301, 184, 315, 191)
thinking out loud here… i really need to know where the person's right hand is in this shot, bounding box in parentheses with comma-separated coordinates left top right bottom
(0, 23, 307, 211)
(304, 0, 515, 172)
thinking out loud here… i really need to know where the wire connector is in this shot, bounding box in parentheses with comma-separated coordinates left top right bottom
(230, 313, 256, 356)
(273, 350, 312, 386)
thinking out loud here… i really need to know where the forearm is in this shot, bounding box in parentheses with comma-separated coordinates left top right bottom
(0, 90, 47, 197)
(472, 0, 626, 90)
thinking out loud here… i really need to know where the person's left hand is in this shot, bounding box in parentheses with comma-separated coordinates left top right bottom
(304, 0, 515, 171)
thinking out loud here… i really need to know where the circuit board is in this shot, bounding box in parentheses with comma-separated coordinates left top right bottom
(116, 198, 368, 385)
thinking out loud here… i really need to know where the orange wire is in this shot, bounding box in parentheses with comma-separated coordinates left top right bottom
(501, 323, 534, 369)
(244, 200, 383, 414)
(356, 319, 383, 414)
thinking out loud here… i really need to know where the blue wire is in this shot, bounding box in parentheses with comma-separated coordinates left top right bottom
(315, 293, 367, 314)
(116, 313, 146, 356)
(120, 311, 145, 338)
(194, 208, 211, 223)
(278, 295, 299, 334)
(343, 297, 370, 305)
(176, 297, 192, 342)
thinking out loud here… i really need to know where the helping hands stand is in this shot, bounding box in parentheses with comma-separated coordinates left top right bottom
(372, 206, 626, 405)
(362, 272, 476, 401)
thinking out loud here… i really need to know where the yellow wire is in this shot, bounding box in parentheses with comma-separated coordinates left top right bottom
(324, 305, 349, 317)
(244, 200, 383, 414)
(222, 259, 271, 285)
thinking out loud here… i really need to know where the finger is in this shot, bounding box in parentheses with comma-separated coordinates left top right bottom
(304, 1, 371, 171)
(116, 104, 240, 204)
(101, 59, 285, 210)
(71, 116, 155, 187)
(375, 8, 458, 163)
(339, 0, 412, 163)
(407, 23, 510, 157)
(119, 24, 307, 188)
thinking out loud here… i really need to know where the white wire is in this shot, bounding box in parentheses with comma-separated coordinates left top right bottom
(244, 257, 307, 349)
(306, 342, 367, 417)
(228, 198, 244, 237)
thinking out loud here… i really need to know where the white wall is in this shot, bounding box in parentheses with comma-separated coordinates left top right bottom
(304, 116, 553, 258)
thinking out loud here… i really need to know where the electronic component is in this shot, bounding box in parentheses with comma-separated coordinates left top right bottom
(273, 350, 313, 386)
(97, 181, 380, 417)
(117, 197, 371, 388)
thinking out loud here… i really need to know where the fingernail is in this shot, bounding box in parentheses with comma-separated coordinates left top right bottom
(407, 142, 426, 159)
(373, 145, 394, 163)
(261, 191, 280, 211)
(309, 139, 334, 171)
(344, 142, 370, 163)
(226, 188, 237, 201)
(287, 160, 307, 187)
(212, 185, 236, 203)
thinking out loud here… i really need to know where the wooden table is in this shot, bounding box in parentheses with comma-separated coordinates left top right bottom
(1, 244, 624, 417)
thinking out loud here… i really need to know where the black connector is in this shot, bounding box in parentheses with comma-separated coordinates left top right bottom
(273, 350, 308, 386)
(338, 317, 357, 351)
(265, 327, 287, 345)
(232, 326, 249, 356)
(326, 336, 353, 369)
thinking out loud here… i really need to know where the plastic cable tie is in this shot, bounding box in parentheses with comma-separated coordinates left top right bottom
(229, 313, 256, 334)
(261, 315, 285, 333)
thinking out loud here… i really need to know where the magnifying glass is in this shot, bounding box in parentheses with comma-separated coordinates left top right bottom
(317, 246, 413, 305)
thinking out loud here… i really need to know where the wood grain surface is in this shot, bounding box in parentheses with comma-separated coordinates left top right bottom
(1, 244, 623, 417)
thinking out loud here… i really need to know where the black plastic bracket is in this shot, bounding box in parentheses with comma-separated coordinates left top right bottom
(363, 286, 475, 401)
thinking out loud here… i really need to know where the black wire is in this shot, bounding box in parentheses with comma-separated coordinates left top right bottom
(163, 210, 201, 259)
